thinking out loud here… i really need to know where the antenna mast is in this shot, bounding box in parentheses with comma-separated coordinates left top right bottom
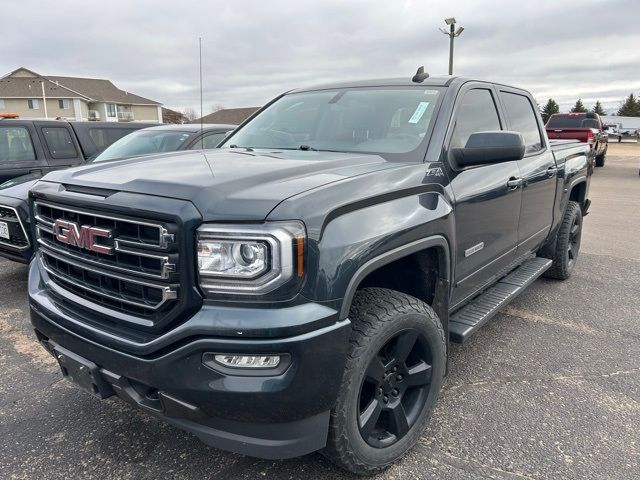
(199, 37, 203, 147)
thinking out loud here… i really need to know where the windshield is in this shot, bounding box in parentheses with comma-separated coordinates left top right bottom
(92, 130, 194, 162)
(220, 87, 442, 158)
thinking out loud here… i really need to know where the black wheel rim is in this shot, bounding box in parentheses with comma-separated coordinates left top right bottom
(357, 329, 433, 448)
(567, 214, 581, 268)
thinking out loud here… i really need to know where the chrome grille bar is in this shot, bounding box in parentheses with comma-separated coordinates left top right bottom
(34, 200, 171, 249)
(37, 234, 175, 280)
(41, 249, 177, 311)
(0, 204, 30, 251)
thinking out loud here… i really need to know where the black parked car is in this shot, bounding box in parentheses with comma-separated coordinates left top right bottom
(0, 123, 234, 263)
(0, 119, 157, 184)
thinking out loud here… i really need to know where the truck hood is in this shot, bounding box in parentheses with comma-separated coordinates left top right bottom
(40, 149, 403, 220)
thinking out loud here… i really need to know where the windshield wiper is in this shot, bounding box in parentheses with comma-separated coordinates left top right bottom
(229, 145, 254, 152)
(298, 145, 318, 151)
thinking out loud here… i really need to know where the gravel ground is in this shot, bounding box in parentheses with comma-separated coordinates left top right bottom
(1, 147, 638, 479)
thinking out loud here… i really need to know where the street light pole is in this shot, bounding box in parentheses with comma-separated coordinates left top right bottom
(448, 23, 455, 75)
(440, 18, 464, 75)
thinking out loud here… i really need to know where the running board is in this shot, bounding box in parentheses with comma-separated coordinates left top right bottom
(449, 257, 552, 343)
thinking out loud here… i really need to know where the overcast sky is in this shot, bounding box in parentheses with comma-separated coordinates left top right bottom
(3, 0, 639, 115)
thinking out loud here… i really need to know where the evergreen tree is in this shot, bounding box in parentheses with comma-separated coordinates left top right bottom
(570, 99, 588, 113)
(591, 100, 606, 116)
(541, 98, 560, 124)
(617, 93, 640, 117)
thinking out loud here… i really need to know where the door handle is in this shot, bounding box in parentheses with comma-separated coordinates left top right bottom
(546, 166, 558, 177)
(507, 177, 524, 189)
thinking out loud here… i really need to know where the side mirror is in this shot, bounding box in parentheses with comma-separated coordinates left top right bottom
(452, 131, 525, 168)
(602, 125, 609, 131)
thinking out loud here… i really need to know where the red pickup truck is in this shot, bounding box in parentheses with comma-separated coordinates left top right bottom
(546, 112, 608, 167)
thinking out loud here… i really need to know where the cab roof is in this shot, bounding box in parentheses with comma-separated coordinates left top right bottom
(290, 76, 462, 93)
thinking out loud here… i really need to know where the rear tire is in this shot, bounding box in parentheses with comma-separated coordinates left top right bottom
(543, 201, 583, 280)
(595, 148, 606, 167)
(322, 288, 446, 475)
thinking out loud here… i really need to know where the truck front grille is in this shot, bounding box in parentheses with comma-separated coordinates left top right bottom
(34, 201, 180, 320)
(0, 205, 29, 250)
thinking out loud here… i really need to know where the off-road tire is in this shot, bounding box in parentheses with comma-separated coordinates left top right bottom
(543, 201, 583, 280)
(595, 149, 606, 167)
(322, 288, 446, 475)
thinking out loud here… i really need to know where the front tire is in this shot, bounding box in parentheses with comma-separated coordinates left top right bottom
(543, 201, 583, 280)
(323, 288, 446, 475)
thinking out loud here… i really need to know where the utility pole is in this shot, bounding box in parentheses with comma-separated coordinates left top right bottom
(440, 18, 464, 75)
(40, 81, 48, 118)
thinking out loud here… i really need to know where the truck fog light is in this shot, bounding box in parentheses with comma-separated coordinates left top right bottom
(213, 354, 281, 369)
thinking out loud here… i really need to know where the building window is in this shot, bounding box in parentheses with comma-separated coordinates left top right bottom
(0, 99, 5, 109)
(28, 99, 40, 110)
(107, 104, 116, 117)
(58, 99, 70, 110)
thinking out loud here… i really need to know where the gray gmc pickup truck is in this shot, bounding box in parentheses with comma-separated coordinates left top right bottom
(27, 71, 592, 475)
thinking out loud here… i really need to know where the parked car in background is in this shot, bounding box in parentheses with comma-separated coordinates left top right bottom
(604, 123, 639, 143)
(0, 123, 235, 264)
(545, 112, 608, 166)
(27, 72, 592, 475)
(0, 120, 157, 184)
(90, 123, 235, 162)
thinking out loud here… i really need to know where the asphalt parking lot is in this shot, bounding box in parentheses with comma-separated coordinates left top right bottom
(1, 145, 638, 479)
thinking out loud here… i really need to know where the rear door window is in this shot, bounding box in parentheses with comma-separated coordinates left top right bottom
(499, 92, 543, 154)
(42, 127, 79, 159)
(0, 126, 37, 162)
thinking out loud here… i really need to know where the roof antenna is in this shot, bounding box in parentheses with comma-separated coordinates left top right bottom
(199, 36, 203, 147)
(412, 66, 429, 83)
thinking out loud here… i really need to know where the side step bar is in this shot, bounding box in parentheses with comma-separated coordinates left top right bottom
(449, 257, 552, 343)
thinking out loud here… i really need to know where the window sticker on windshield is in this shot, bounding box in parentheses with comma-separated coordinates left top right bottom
(424, 90, 439, 95)
(408, 102, 429, 124)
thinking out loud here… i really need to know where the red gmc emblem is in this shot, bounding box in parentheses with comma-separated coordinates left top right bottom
(52, 219, 113, 255)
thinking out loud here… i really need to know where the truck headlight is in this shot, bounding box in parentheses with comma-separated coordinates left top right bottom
(196, 221, 305, 295)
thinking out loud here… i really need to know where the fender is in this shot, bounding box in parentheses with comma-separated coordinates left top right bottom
(567, 175, 587, 197)
(339, 234, 451, 321)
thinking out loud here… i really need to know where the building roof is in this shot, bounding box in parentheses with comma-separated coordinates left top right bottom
(0, 68, 85, 99)
(0, 67, 161, 105)
(192, 107, 260, 125)
(47, 75, 160, 105)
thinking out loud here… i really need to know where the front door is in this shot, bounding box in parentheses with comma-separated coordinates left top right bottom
(446, 86, 523, 307)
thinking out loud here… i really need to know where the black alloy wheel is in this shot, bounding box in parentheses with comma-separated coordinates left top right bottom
(358, 329, 433, 447)
(567, 213, 581, 269)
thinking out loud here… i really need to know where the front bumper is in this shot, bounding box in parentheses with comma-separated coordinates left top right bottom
(29, 258, 351, 459)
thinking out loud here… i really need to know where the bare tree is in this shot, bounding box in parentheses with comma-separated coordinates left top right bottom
(162, 108, 189, 124)
(183, 107, 198, 121)
(210, 104, 225, 114)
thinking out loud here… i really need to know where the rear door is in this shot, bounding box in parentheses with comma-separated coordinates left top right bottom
(0, 123, 47, 183)
(498, 89, 557, 252)
(447, 85, 523, 307)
